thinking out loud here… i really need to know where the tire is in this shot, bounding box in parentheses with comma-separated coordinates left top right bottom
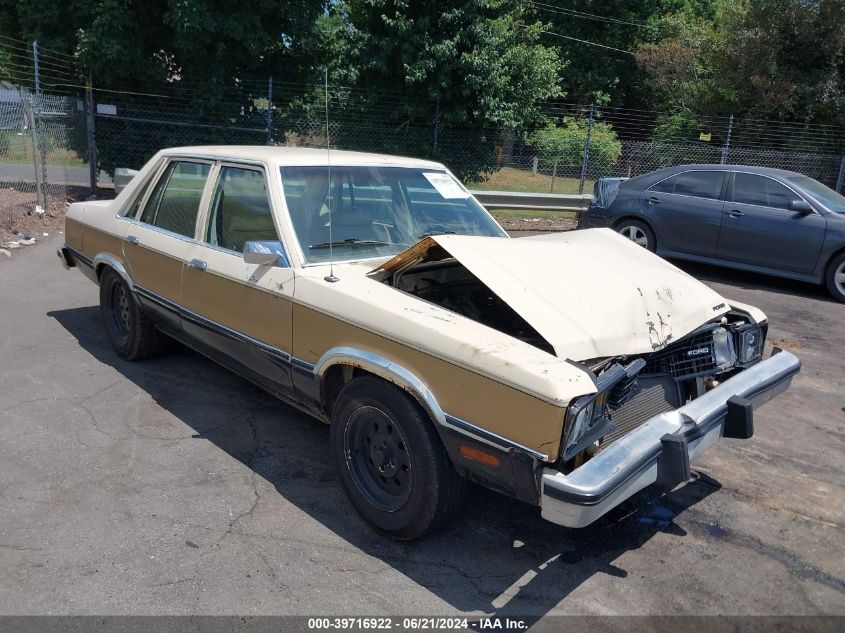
(825, 252, 845, 303)
(99, 269, 169, 360)
(330, 375, 466, 540)
(616, 218, 656, 252)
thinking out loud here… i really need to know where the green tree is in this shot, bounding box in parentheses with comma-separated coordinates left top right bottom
(527, 118, 622, 170)
(340, 0, 565, 179)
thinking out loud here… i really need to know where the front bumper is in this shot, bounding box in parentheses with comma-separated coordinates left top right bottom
(540, 349, 801, 528)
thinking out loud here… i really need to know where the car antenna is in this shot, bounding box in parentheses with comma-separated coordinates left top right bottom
(323, 67, 339, 283)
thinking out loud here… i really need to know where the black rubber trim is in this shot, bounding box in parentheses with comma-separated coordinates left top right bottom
(63, 245, 92, 269)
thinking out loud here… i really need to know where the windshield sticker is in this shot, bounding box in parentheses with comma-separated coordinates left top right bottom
(423, 172, 469, 199)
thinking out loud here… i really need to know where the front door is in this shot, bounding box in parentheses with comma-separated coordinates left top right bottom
(180, 163, 295, 398)
(121, 159, 213, 335)
(716, 172, 827, 274)
(640, 169, 727, 257)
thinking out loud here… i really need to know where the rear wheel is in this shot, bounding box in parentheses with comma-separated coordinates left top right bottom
(616, 219, 656, 252)
(99, 269, 169, 360)
(330, 375, 465, 540)
(825, 252, 845, 303)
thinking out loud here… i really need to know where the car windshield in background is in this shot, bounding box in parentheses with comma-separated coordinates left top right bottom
(280, 166, 505, 263)
(787, 176, 845, 213)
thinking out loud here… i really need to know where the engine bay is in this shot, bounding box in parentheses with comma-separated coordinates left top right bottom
(384, 257, 555, 355)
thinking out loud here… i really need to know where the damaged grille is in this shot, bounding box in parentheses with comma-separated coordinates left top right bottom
(641, 329, 716, 379)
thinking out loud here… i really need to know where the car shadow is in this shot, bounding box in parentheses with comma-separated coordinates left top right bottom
(49, 305, 723, 620)
(668, 259, 835, 303)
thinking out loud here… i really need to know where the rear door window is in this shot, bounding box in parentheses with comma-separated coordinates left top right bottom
(140, 161, 210, 237)
(731, 173, 794, 210)
(672, 171, 726, 200)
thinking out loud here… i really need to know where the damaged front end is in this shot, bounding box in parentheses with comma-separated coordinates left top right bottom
(558, 314, 768, 471)
(370, 232, 800, 528)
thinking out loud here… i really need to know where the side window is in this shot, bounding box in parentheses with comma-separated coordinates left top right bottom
(139, 161, 210, 237)
(732, 173, 794, 210)
(205, 166, 279, 253)
(672, 171, 725, 200)
(120, 171, 155, 218)
(648, 175, 676, 194)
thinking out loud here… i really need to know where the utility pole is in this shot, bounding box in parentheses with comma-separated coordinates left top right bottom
(721, 113, 734, 164)
(85, 71, 97, 196)
(32, 41, 48, 210)
(578, 103, 594, 195)
(266, 75, 273, 144)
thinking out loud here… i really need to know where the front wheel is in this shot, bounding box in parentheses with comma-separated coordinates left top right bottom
(825, 252, 845, 303)
(616, 219, 656, 252)
(330, 376, 466, 540)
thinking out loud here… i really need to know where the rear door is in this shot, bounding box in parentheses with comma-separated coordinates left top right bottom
(180, 162, 296, 398)
(641, 170, 727, 256)
(121, 158, 213, 334)
(716, 172, 826, 274)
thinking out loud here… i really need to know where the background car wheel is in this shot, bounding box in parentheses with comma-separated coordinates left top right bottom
(616, 219, 656, 252)
(330, 375, 466, 540)
(99, 269, 169, 360)
(825, 252, 845, 303)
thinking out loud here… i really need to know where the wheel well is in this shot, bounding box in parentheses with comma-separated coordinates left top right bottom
(824, 246, 845, 276)
(613, 215, 651, 231)
(321, 363, 435, 425)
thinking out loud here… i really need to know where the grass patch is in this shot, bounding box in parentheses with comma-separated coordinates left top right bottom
(469, 166, 594, 195)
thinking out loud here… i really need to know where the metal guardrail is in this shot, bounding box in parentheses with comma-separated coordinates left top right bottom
(470, 190, 592, 211)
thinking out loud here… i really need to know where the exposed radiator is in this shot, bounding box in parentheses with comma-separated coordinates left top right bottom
(602, 377, 680, 447)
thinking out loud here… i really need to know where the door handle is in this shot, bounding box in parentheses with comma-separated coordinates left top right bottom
(725, 209, 744, 218)
(126, 235, 139, 245)
(188, 258, 207, 271)
(648, 197, 662, 204)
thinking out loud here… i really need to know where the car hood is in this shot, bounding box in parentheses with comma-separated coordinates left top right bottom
(371, 229, 732, 361)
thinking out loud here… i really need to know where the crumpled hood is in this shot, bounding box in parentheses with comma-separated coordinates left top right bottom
(372, 229, 731, 361)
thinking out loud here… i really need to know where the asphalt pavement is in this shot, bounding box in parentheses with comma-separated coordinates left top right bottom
(0, 234, 842, 617)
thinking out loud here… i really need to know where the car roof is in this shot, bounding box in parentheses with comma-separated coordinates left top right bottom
(158, 145, 447, 169)
(623, 163, 806, 189)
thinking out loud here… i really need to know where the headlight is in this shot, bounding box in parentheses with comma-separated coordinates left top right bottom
(566, 401, 595, 447)
(737, 325, 763, 364)
(712, 327, 737, 368)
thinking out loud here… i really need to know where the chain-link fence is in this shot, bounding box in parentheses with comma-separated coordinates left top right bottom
(2, 35, 845, 237)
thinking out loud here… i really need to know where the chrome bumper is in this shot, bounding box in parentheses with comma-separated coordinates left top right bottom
(540, 349, 801, 528)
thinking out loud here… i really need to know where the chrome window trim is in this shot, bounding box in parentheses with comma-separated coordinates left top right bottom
(729, 171, 820, 214)
(646, 169, 729, 201)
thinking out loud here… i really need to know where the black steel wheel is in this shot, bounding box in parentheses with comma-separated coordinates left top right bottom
(99, 269, 169, 360)
(331, 375, 466, 540)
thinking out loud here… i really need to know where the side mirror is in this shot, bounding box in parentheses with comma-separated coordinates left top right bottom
(243, 240, 289, 267)
(788, 199, 814, 214)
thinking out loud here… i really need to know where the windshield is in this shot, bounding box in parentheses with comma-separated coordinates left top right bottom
(280, 165, 505, 263)
(787, 176, 845, 213)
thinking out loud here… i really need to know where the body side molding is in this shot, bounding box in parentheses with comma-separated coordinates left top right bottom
(313, 346, 549, 461)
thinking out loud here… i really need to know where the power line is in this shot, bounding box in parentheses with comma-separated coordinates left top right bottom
(529, 2, 657, 31)
(539, 29, 635, 56)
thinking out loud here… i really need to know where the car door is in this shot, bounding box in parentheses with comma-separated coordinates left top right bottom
(122, 158, 213, 335)
(716, 172, 827, 274)
(640, 170, 727, 256)
(180, 162, 296, 399)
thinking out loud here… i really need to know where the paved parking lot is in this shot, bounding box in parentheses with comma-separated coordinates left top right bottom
(0, 235, 843, 618)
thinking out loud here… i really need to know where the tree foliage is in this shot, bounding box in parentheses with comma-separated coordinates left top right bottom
(527, 119, 622, 170)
